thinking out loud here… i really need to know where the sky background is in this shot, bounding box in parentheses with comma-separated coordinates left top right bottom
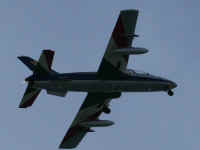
(0, 0, 199, 149)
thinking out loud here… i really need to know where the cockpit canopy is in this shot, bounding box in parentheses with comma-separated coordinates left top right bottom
(125, 69, 150, 76)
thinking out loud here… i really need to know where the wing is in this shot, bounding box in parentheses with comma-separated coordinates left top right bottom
(59, 92, 120, 149)
(98, 9, 138, 80)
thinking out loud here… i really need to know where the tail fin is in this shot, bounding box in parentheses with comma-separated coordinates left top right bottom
(36, 49, 54, 73)
(18, 49, 55, 108)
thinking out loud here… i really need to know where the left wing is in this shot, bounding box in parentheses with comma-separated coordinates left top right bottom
(59, 92, 120, 149)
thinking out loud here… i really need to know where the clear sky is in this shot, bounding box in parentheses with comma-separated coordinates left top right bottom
(1, 0, 199, 149)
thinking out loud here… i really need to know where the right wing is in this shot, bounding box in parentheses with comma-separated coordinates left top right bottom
(59, 92, 120, 149)
(98, 9, 138, 80)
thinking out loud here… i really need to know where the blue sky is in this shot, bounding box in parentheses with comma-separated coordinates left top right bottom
(1, 0, 199, 149)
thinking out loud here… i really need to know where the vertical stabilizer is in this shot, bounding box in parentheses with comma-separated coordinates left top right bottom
(18, 49, 55, 74)
(37, 50, 54, 73)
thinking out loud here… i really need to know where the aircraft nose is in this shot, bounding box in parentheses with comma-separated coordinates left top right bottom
(169, 80, 177, 89)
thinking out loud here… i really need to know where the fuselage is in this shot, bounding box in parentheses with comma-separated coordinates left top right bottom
(31, 71, 177, 93)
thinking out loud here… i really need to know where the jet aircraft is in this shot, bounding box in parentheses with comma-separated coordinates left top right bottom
(18, 9, 177, 149)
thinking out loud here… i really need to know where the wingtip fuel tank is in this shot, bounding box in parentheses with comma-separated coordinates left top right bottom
(80, 120, 114, 128)
(113, 47, 148, 55)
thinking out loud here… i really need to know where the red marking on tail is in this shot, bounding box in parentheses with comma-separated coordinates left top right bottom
(43, 49, 54, 70)
(112, 16, 129, 48)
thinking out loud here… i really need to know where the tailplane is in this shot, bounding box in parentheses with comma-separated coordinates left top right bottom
(19, 82, 41, 108)
(18, 49, 55, 108)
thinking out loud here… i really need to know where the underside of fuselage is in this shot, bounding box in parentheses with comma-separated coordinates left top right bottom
(32, 72, 177, 93)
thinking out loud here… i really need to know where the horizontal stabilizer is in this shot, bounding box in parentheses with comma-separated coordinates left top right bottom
(19, 83, 41, 108)
(18, 56, 38, 71)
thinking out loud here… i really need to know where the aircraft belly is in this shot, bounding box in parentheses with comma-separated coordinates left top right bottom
(33, 80, 169, 92)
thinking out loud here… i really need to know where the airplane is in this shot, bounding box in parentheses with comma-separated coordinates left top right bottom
(18, 9, 177, 149)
